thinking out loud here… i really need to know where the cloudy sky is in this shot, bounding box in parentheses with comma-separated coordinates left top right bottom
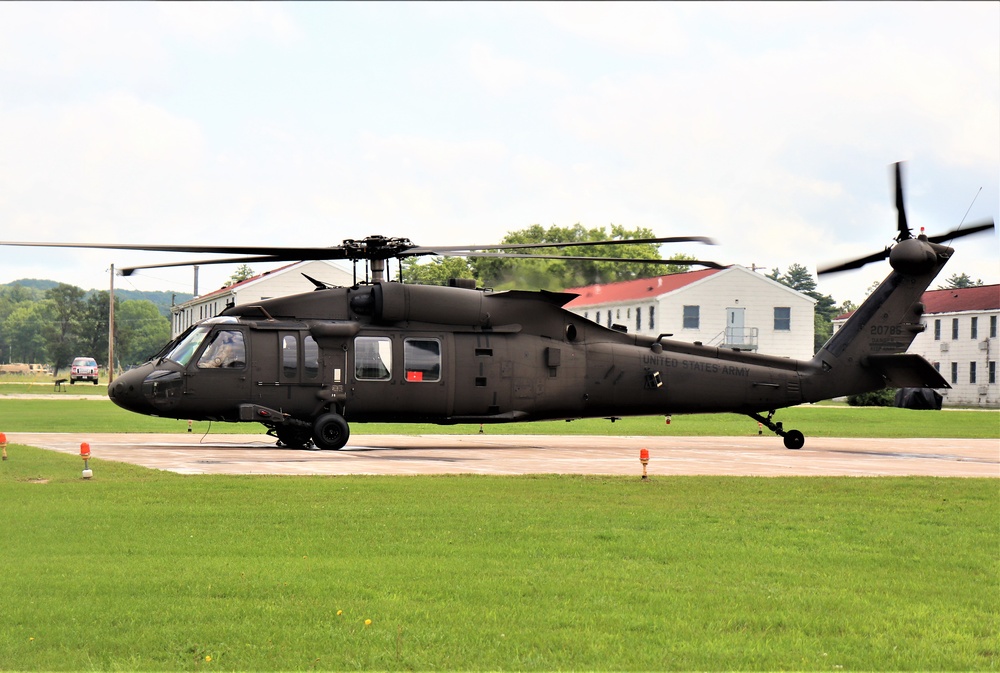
(1, 2, 997, 306)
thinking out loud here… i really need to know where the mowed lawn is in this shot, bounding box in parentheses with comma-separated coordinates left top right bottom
(1, 445, 997, 671)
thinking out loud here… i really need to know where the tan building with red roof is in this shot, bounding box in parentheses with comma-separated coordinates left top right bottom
(833, 284, 1000, 407)
(564, 265, 817, 360)
(171, 260, 354, 337)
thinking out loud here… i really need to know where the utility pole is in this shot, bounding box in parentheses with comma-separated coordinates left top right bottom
(108, 264, 115, 384)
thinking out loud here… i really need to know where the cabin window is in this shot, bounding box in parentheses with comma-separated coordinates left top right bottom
(282, 335, 298, 378)
(934, 319, 941, 340)
(952, 318, 959, 340)
(404, 338, 441, 382)
(197, 330, 246, 369)
(636, 307, 642, 332)
(989, 361, 996, 384)
(649, 305, 655, 330)
(774, 307, 791, 331)
(355, 336, 392, 381)
(971, 317, 978, 340)
(969, 362, 977, 384)
(304, 336, 319, 379)
(683, 305, 700, 330)
(950, 362, 958, 384)
(991, 316, 997, 338)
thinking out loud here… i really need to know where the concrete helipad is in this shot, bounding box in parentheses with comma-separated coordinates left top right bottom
(6, 432, 998, 477)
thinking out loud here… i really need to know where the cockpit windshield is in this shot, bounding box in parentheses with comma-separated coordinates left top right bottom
(164, 326, 210, 367)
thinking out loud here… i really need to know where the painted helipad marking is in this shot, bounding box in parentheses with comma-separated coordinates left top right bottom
(5, 432, 998, 477)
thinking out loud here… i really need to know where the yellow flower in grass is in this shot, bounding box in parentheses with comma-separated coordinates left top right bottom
(205, 655, 212, 662)
(364, 619, 372, 627)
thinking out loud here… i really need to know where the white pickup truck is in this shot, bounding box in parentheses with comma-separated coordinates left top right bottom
(70, 357, 100, 384)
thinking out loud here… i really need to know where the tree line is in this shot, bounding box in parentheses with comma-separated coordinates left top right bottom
(0, 283, 170, 374)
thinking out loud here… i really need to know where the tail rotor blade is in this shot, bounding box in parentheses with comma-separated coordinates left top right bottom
(894, 162, 911, 241)
(817, 248, 892, 276)
(925, 218, 995, 245)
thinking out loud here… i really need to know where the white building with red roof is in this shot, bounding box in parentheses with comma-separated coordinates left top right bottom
(564, 265, 817, 360)
(171, 260, 354, 337)
(833, 284, 1000, 407)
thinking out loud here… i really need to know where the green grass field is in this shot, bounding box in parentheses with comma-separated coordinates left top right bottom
(1, 397, 998, 437)
(1, 445, 997, 671)
(2, 397, 998, 670)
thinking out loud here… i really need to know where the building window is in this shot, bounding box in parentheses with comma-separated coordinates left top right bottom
(774, 307, 791, 331)
(952, 318, 959, 340)
(355, 336, 392, 381)
(683, 305, 700, 329)
(404, 338, 441, 382)
(636, 307, 642, 332)
(649, 305, 655, 330)
(991, 316, 997, 338)
(971, 317, 978, 340)
(607, 312, 612, 328)
(595, 311, 600, 325)
(989, 361, 996, 384)
(950, 362, 958, 384)
(969, 362, 977, 384)
(934, 319, 941, 341)
(933, 362, 940, 372)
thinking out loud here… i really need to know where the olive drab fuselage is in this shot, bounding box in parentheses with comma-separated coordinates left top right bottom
(107, 236, 953, 451)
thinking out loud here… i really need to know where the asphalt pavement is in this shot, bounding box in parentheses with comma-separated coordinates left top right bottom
(6, 432, 997, 477)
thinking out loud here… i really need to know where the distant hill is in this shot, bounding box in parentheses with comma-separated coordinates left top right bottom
(3, 279, 192, 319)
(4, 278, 58, 292)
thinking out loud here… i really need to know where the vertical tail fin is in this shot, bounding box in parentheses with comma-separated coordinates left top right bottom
(804, 237, 952, 400)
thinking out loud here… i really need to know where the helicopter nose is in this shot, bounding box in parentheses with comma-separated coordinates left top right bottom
(107, 364, 158, 415)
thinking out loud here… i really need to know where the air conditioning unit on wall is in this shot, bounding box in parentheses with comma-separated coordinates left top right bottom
(940, 342, 949, 352)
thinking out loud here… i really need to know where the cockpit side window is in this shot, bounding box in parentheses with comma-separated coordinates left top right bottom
(197, 330, 246, 369)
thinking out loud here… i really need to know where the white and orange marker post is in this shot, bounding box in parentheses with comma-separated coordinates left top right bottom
(640, 448, 650, 481)
(80, 442, 93, 479)
(1, 432, 7, 461)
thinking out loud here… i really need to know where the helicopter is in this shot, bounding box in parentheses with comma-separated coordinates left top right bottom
(1, 163, 994, 451)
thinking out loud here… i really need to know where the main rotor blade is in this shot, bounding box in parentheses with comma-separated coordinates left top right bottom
(817, 248, 892, 276)
(894, 162, 911, 241)
(925, 218, 995, 245)
(406, 236, 717, 256)
(0, 240, 349, 257)
(118, 255, 293, 276)
(442, 250, 727, 269)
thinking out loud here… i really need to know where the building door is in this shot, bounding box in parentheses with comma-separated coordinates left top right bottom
(726, 308, 745, 345)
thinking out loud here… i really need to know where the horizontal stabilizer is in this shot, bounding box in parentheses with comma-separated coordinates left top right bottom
(865, 354, 950, 389)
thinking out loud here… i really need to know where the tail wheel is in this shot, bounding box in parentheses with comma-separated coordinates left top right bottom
(313, 413, 350, 451)
(783, 429, 805, 450)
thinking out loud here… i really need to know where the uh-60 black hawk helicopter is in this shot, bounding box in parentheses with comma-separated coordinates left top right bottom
(2, 163, 993, 451)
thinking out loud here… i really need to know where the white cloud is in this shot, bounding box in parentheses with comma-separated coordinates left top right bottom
(154, 3, 300, 47)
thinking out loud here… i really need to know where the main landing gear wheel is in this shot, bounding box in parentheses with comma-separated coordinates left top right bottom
(782, 429, 805, 450)
(312, 412, 350, 451)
